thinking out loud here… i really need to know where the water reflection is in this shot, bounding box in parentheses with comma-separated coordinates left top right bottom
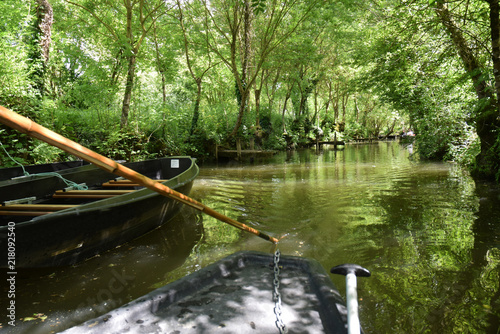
(4, 142, 500, 333)
(192, 142, 499, 333)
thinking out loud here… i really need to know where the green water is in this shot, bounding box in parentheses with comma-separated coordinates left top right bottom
(4, 142, 500, 333)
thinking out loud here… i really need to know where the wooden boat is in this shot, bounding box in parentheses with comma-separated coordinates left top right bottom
(61, 251, 352, 334)
(0, 156, 199, 268)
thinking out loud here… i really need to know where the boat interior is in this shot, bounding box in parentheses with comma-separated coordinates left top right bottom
(0, 157, 193, 224)
(0, 178, 153, 218)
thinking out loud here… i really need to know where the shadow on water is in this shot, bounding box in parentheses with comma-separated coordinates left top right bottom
(470, 182, 500, 333)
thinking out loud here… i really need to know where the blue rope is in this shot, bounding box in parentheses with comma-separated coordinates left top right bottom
(0, 140, 27, 174)
(0, 141, 88, 190)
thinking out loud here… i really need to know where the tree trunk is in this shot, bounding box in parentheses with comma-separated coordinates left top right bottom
(341, 93, 348, 129)
(120, 54, 136, 128)
(152, 23, 167, 104)
(354, 97, 359, 122)
(325, 80, 333, 117)
(111, 48, 124, 86)
(282, 92, 291, 133)
(342, 92, 349, 121)
(434, 2, 493, 101)
(266, 69, 280, 113)
(255, 88, 261, 127)
(161, 71, 167, 104)
(36, 0, 53, 64)
(230, 0, 253, 137)
(190, 79, 202, 135)
(231, 88, 250, 137)
(333, 83, 339, 123)
(121, 0, 136, 129)
(435, 1, 499, 178)
(313, 87, 318, 122)
(488, 0, 500, 107)
(31, 0, 53, 96)
(299, 93, 307, 117)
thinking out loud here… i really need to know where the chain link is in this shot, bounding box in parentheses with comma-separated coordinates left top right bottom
(273, 249, 287, 334)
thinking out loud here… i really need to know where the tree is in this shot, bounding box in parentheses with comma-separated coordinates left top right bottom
(36, 0, 53, 66)
(355, 0, 481, 161)
(200, 0, 320, 137)
(176, 0, 220, 135)
(30, 0, 54, 96)
(0, 0, 36, 106)
(65, 0, 172, 128)
(433, 0, 500, 178)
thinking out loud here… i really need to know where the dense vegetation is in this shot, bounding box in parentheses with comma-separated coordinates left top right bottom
(1, 0, 500, 180)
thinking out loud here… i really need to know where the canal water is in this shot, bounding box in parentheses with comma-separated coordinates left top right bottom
(3, 141, 500, 333)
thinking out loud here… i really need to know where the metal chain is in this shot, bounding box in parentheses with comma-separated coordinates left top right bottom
(273, 249, 287, 334)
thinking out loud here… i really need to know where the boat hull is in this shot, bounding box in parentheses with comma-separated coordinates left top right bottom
(0, 157, 199, 268)
(61, 251, 350, 334)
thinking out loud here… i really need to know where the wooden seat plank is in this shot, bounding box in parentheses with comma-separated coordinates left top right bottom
(109, 179, 166, 183)
(102, 182, 142, 187)
(101, 179, 166, 187)
(52, 189, 135, 199)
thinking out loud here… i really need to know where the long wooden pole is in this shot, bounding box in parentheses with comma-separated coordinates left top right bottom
(0, 106, 278, 244)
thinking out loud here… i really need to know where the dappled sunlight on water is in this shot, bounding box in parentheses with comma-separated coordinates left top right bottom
(192, 142, 499, 333)
(5, 142, 499, 333)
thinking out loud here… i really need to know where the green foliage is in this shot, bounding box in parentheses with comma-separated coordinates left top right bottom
(251, 0, 266, 15)
(344, 122, 366, 140)
(0, 129, 29, 167)
(355, 0, 480, 164)
(0, 0, 496, 178)
(0, 0, 39, 109)
(0, 127, 68, 167)
(471, 131, 500, 182)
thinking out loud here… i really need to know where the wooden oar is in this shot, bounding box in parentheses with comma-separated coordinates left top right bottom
(0, 106, 278, 243)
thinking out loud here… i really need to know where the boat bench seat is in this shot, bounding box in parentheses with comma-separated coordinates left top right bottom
(101, 179, 166, 187)
(53, 189, 135, 199)
(0, 204, 76, 216)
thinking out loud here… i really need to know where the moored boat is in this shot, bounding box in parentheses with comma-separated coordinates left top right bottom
(0, 156, 198, 268)
(61, 251, 355, 334)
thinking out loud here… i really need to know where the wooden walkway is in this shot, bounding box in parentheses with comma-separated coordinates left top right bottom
(215, 138, 277, 160)
(349, 135, 400, 143)
(216, 149, 277, 159)
(314, 140, 345, 145)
